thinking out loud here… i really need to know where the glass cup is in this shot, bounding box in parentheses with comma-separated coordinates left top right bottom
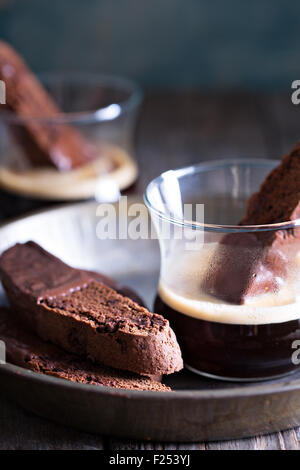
(145, 159, 300, 381)
(0, 73, 143, 200)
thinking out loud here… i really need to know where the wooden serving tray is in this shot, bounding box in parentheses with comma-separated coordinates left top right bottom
(0, 198, 299, 442)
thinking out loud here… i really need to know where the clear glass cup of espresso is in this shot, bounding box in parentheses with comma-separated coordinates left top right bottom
(144, 159, 300, 381)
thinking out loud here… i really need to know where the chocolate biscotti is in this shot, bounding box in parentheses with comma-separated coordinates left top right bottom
(0, 242, 183, 376)
(0, 40, 95, 170)
(240, 151, 300, 226)
(201, 152, 300, 304)
(85, 270, 146, 307)
(0, 307, 170, 392)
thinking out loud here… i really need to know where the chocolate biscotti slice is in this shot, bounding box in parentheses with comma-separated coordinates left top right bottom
(0, 241, 144, 305)
(0, 307, 170, 392)
(201, 152, 300, 304)
(0, 40, 96, 170)
(0, 242, 183, 376)
(85, 269, 146, 307)
(240, 151, 300, 226)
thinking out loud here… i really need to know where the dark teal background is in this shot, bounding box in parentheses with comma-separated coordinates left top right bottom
(1, 0, 300, 89)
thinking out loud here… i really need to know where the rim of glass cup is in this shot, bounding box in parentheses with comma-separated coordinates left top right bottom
(0, 72, 143, 124)
(144, 158, 300, 233)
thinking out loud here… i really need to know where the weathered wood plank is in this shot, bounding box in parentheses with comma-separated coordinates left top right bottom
(135, 91, 269, 193)
(0, 394, 104, 450)
(259, 92, 300, 157)
(108, 431, 300, 450)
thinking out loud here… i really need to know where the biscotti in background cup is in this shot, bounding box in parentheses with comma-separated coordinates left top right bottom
(0, 41, 142, 200)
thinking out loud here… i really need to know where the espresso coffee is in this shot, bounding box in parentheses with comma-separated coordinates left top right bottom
(155, 246, 300, 380)
(155, 295, 300, 380)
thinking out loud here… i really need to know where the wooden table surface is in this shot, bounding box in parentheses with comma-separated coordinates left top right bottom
(0, 91, 299, 450)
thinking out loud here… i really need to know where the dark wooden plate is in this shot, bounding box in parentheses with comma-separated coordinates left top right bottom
(0, 198, 299, 442)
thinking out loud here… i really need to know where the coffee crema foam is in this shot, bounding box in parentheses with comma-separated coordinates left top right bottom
(158, 245, 300, 325)
(0, 144, 137, 200)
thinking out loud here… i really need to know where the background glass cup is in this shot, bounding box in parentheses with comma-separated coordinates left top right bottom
(0, 73, 143, 200)
(145, 159, 300, 381)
